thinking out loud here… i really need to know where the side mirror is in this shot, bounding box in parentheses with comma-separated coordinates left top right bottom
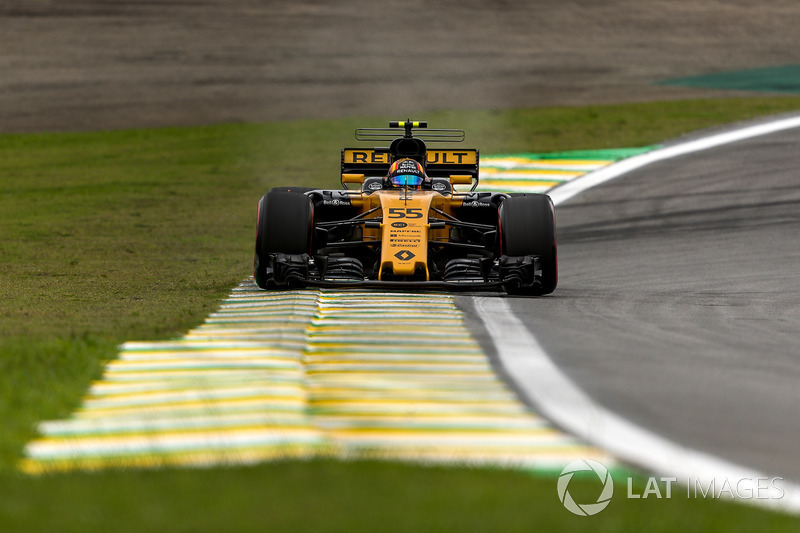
(449, 174, 473, 186)
(341, 173, 365, 185)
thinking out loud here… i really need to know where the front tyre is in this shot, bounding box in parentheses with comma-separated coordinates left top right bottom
(499, 193, 557, 295)
(254, 190, 313, 288)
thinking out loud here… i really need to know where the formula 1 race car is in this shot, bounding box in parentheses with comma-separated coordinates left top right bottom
(254, 121, 557, 295)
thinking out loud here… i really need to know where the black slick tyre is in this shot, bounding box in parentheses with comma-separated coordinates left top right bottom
(498, 193, 558, 295)
(254, 190, 313, 288)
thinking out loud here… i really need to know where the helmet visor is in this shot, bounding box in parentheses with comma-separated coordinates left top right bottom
(390, 174, 424, 188)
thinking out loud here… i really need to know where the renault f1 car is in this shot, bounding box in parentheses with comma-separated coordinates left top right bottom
(254, 121, 557, 295)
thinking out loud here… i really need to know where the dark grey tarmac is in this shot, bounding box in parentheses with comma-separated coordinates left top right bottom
(462, 121, 800, 481)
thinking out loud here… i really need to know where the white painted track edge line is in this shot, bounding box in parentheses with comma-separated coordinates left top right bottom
(474, 114, 800, 514)
(474, 297, 800, 513)
(549, 114, 800, 206)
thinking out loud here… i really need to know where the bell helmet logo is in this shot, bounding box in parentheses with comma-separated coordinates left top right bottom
(557, 460, 614, 516)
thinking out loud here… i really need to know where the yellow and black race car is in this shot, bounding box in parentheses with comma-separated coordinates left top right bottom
(254, 121, 557, 295)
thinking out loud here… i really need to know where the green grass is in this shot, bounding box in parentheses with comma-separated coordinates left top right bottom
(2, 96, 800, 530)
(1, 461, 798, 533)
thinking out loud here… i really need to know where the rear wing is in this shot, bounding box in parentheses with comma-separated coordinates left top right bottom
(341, 148, 479, 182)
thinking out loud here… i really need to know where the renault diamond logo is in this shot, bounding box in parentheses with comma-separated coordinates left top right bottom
(394, 250, 415, 261)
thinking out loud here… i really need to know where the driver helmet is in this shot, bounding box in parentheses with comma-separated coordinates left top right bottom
(387, 158, 425, 189)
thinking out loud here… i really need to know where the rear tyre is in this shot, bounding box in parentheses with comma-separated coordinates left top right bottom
(254, 190, 313, 288)
(499, 193, 557, 295)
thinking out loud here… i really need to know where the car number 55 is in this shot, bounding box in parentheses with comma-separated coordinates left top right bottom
(387, 208, 423, 219)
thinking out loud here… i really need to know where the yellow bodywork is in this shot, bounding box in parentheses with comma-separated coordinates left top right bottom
(344, 189, 466, 280)
(377, 191, 433, 278)
(338, 147, 481, 279)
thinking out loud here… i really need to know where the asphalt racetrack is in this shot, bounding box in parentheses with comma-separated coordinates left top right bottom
(462, 118, 800, 483)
